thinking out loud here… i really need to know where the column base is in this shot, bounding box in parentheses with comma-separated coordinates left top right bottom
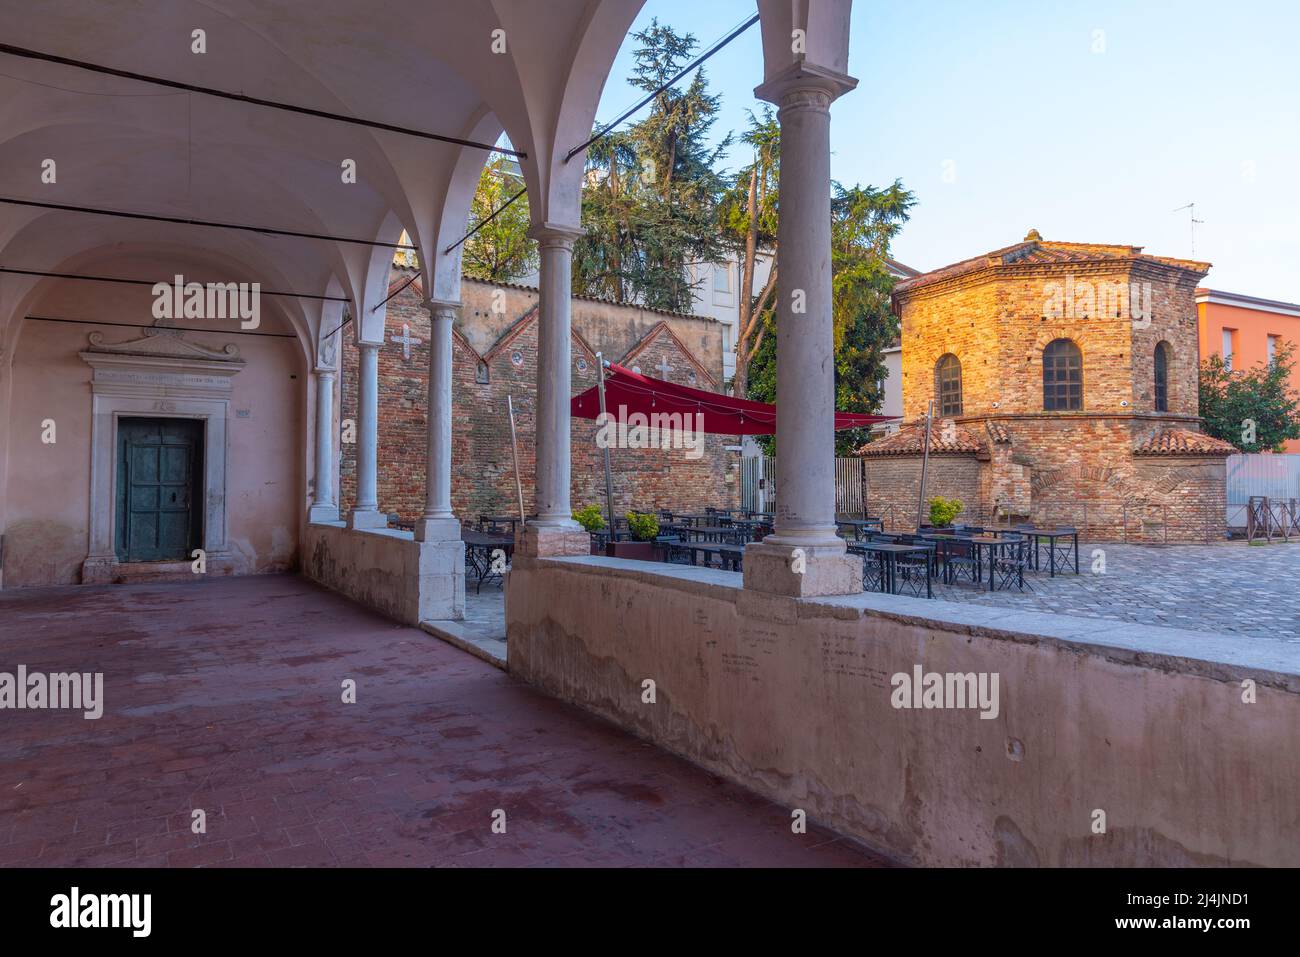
(415, 516, 461, 542)
(347, 508, 387, 530)
(309, 504, 340, 524)
(742, 540, 862, 597)
(518, 524, 589, 559)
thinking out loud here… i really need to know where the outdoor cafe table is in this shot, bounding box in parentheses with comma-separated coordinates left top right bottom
(663, 541, 743, 571)
(729, 518, 772, 540)
(1016, 526, 1080, 577)
(461, 528, 514, 593)
(849, 542, 933, 599)
(922, 533, 1024, 592)
(673, 513, 727, 527)
(476, 515, 521, 536)
(836, 517, 884, 540)
(668, 524, 742, 543)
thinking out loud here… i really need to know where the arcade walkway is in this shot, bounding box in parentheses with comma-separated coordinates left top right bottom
(0, 575, 887, 868)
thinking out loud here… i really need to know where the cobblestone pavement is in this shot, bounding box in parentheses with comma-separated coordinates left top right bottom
(934, 541, 1300, 641)
(469, 542, 1300, 646)
(0, 576, 885, 868)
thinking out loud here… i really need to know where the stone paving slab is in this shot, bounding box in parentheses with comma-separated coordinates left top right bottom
(0, 575, 886, 868)
(933, 541, 1300, 643)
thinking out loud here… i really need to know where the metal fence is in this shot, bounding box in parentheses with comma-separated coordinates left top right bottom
(1226, 454, 1300, 532)
(835, 457, 867, 516)
(740, 455, 776, 514)
(742, 455, 868, 518)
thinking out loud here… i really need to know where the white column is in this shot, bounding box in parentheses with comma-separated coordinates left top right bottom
(308, 369, 338, 523)
(769, 84, 839, 547)
(744, 68, 860, 596)
(348, 341, 385, 529)
(529, 224, 584, 529)
(416, 300, 460, 541)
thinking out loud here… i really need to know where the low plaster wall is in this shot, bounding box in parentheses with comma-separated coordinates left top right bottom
(303, 522, 464, 625)
(506, 556, 1300, 867)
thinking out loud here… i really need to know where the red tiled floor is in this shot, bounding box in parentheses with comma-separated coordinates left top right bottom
(0, 575, 891, 868)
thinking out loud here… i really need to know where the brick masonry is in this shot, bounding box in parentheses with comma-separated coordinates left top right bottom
(868, 235, 1233, 541)
(339, 271, 739, 523)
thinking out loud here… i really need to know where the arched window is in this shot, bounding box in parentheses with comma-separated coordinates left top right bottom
(935, 354, 962, 416)
(1042, 338, 1083, 411)
(1153, 341, 1170, 412)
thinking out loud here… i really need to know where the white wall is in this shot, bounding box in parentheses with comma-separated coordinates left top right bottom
(3, 275, 306, 586)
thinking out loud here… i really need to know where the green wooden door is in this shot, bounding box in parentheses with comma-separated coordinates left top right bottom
(115, 418, 204, 562)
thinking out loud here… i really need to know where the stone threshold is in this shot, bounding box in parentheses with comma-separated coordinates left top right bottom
(420, 619, 506, 669)
(539, 555, 1300, 690)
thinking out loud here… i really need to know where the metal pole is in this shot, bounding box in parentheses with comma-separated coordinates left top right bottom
(916, 401, 933, 530)
(506, 395, 525, 525)
(596, 353, 617, 542)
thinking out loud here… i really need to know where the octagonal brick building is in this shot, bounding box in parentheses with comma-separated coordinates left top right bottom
(862, 231, 1235, 542)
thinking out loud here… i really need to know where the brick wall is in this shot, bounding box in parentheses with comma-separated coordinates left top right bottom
(865, 454, 985, 530)
(900, 264, 1201, 421)
(339, 272, 739, 522)
(885, 242, 1226, 542)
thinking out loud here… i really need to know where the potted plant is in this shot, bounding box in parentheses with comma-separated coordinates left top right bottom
(573, 504, 607, 555)
(607, 511, 661, 561)
(928, 496, 964, 529)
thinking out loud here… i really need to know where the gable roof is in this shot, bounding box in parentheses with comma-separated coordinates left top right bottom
(619, 320, 718, 391)
(481, 304, 595, 364)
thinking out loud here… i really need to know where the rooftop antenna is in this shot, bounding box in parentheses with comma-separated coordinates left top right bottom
(1172, 203, 1204, 257)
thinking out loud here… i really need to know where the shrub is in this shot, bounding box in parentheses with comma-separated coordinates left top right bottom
(928, 496, 964, 528)
(573, 504, 606, 532)
(625, 511, 659, 542)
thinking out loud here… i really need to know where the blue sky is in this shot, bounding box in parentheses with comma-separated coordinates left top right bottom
(596, 0, 1300, 301)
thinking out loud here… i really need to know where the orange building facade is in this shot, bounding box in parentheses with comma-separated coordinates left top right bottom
(1196, 288, 1300, 452)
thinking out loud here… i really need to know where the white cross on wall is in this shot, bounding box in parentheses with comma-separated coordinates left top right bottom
(390, 323, 422, 360)
(655, 356, 673, 379)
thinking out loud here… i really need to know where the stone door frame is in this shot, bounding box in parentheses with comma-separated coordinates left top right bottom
(79, 329, 244, 582)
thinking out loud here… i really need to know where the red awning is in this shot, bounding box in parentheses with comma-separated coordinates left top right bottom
(570, 363, 894, 436)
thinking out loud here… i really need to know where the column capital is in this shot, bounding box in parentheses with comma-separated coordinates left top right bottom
(313, 367, 337, 380)
(421, 298, 460, 321)
(357, 339, 381, 353)
(754, 62, 857, 108)
(527, 222, 584, 248)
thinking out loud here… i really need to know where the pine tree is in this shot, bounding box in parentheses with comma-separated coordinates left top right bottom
(574, 19, 731, 314)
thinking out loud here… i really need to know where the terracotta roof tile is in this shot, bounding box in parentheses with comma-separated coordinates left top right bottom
(986, 421, 1011, 444)
(857, 422, 984, 456)
(1134, 428, 1235, 456)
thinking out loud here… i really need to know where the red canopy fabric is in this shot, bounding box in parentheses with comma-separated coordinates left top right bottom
(570, 363, 893, 436)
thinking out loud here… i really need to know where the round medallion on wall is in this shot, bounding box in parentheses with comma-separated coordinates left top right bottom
(511, 350, 524, 367)
(576, 357, 588, 372)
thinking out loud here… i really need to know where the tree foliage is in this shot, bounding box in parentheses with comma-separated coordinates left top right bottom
(461, 156, 536, 283)
(718, 108, 780, 397)
(574, 19, 731, 313)
(1199, 341, 1300, 452)
(747, 180, 915, 455)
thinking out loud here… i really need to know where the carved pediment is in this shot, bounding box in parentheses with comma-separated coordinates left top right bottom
(85, 326, 241, 361)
